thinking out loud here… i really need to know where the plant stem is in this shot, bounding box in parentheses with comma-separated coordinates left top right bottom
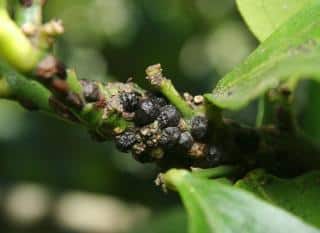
(160, 79, 197, 118)
(0, 61, 137, 137)
(0, 9, 42, 72)
(0, 62, 52, 111)
(66, 69, 83, 95)
(219, 120, 320, 176)
(0, 4, 319, 173)
(145, 64, 197, 118)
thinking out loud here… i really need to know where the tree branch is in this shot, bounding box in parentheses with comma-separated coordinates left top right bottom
(0, 61, 51, 111)
(0, 1, 319, 176)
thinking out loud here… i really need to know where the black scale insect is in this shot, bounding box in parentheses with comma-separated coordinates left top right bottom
(134, 96, 166, 126)
(119, 92, 140, 112)
(157, 105, 181, 128)
(190, 116, 208, 140)
(206, 145, 224, 167)
(115, 131, 137, 152)
(178, 131, 194, 150)
(159, 127, 181, 148)
(116, 91, 212, 166)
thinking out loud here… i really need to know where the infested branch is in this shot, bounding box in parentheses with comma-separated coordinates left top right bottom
(0, 0, 319, 176)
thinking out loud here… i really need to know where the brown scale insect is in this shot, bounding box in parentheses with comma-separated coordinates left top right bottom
(36, 56, 66, 80)
(51, 79, 69, 94)
(65, 92, 84, 110)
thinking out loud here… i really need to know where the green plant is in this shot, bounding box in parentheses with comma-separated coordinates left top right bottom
(1, 0, 320, 232)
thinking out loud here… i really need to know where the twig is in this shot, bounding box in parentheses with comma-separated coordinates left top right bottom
(146, 64, 198, 118)
(0, 7, 42, 71)
(0, 1, 319, 176)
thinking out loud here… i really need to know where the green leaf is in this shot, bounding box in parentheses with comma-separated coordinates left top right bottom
(163, 169, 320, 233)
(236, 170, 320, 228)
(236, 0, 312, 42)
(205, 2, 320, 110)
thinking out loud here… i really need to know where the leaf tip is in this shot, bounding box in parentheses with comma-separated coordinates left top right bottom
(163, 169, 189, 191)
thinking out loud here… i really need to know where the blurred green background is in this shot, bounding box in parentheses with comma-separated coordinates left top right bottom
(1, 0, 317, 232)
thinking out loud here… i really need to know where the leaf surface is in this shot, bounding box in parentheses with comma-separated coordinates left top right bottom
(205, 2, 320, 110)
(164, 169, 320, 233)
(236, 170, 320, 228)
(236, 0, 312, 42)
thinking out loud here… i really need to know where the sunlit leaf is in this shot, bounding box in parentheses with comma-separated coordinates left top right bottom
(236, 0, 312, 42)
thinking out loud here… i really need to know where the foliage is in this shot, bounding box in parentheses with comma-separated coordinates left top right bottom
(206, 1, 320, 110)
(236, 0, 313, 42)
(236, 170, 320, 228)
(163, 169, 320, 233)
